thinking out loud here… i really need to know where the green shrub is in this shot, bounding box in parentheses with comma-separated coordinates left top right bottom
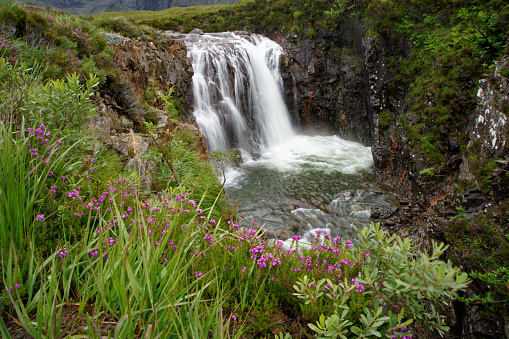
(295, 224, 470, 337)
(24, 72, 99, 136)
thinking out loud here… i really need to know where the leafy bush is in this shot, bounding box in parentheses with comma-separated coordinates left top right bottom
(24, 72, 99, 135)
(294, 224, 470, 337)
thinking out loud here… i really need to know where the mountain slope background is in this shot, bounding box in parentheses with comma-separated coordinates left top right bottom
(18, 0, 241, 15)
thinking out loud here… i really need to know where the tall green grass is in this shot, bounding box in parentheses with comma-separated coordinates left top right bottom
(0, 59, 83, 251)
(2, 190, 249, 338)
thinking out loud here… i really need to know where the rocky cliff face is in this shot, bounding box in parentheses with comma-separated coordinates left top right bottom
(273, 26, 411, 149)
(89, 35, 200, 191)
(463, 58, 509, 185)
(272, 28, 509, 338)
(274, 25, 375, 145)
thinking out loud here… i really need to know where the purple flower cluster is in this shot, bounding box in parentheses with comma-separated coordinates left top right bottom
(56, 247, 68, 259)
(351, 278, 366, 293)
(6, 284, 21, 292)
(391, 326, 412, 339)
(89, 248, 99, 257)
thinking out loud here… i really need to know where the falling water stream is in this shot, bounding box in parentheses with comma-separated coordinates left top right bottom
(186, 33, 395, 242)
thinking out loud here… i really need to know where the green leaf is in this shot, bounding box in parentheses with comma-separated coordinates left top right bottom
(0, 316, 12, 339)
(308, 323, 323, 333)
(351, 326, 361, 335)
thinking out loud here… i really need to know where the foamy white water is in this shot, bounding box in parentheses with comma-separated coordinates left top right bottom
(225, 134, 374, 187)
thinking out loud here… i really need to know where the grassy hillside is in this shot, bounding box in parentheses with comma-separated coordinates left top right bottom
(94, 0, 335, 33)
(19, 0, 240, 15)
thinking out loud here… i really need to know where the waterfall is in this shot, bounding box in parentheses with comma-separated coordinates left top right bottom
(184, 32, 392, 241)
(185, 33, 294, 157)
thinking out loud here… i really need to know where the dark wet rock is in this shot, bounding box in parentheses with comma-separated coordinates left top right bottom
(439, 209, 457, 218)
(462, 189, 486, 209)
(449, 137, 461, 154)
(370, 209, 380, 219)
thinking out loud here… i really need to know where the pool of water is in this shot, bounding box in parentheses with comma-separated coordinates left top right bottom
(224, 134, 397, 240)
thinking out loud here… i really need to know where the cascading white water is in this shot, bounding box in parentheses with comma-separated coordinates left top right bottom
(185, 32, 395, 242)
(186, 33, 294, 156)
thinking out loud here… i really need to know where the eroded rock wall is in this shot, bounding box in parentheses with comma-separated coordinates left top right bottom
(88, 36, 198, 191)
(273, 25, 373, 145)
(272, 26, 412, 150)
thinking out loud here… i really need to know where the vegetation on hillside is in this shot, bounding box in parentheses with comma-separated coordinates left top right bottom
(0, 2, 476, 337)
(98, 0, 509, 333)
(19, 0, 241, 16)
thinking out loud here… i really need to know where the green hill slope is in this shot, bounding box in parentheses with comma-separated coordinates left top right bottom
(18, 0, 240, 15)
